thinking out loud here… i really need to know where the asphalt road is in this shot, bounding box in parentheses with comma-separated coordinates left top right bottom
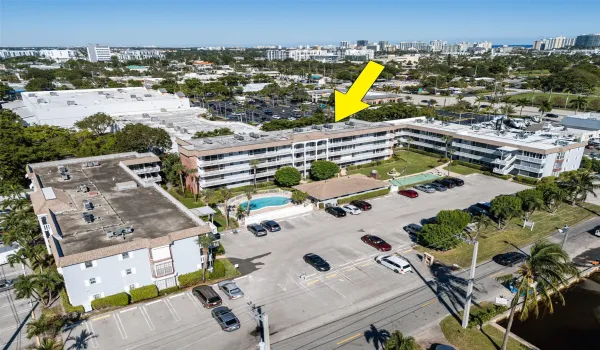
(0, 263, 34, 350)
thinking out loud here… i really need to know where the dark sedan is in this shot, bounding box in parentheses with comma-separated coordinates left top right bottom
(211, 306, 240, 332)
(434, 179, 456, 189)
(361, 235, 392, 251)
(447, 177, 465, 186)
(493, 252, 527, 267)
(0, 279, 13, 292)
(398, 189, 419, 198)
(303, 253, 331, 271)
(428, 182, 447, 192)
(350, 200, 372, 211)
(260, 220, 281, 232)
(247, 224, 267, 237)
(325, 206, 346, 218)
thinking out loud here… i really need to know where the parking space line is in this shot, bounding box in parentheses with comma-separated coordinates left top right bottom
(145, 299, 163, 306)
(0, 325, 17, 334)
(90, 314, 111, 322)
(85, 321, 99, 348)
(287, 274, 319, 299)
(114, 313, 128, 339)
(325, 274, 338, 279)
(321, 278, 347, 299)
(360, 262, 374, 267)
(120, 306, 138, 313)
(169, 294, 182, 299)
(140, 306, 156, 330)
(164, 299, 182, 322)
(186, 292, 203, 310)
(306, 280, 319, 286)
(402, 248, 413, 253)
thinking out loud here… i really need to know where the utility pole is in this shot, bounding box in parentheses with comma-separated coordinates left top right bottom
(249, 302, 270, 350)
(561, 224, 570, 249)
(462, 240, 479, 329)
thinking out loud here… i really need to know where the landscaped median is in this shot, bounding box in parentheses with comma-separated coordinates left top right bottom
(88, 258, 240, 311)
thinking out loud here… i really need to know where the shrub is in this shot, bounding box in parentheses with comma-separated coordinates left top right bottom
(91, 292, 130, 310)
(178, 270, 204, 288)
(318, 202, 325, 209)
(482, 171, 512, 180)
(337, 188, 390, 204)
(513, 175, 539, 185)
(214, 243, 226, 255)
(129, 285, 159, 303)
(310, 160, 340, 180)
(207, 259, 226, 279)
(158, 286, 181, 296)
(274, 167, 302, 187)
(60, 289, 85, 314)
(436, 209, 470, 231)
(467, 304, 507, 328)
(291, 190, 308, 204)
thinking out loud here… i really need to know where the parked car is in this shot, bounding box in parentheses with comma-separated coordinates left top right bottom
(493, 252, 527, 267)
(447, 177, 465, 186)
(414, 184, 435, 193)
(0, 279, 13, 292)
(325, 206, 347, 218)
(434, 178, 456, 189)
(192, 285, 222, 308)
(428, 182, 447, 192)
(264, 109, 273, 115)
(545, 113, 560, 119)
(341, 204, 361, 215)
(211, 306, 240, 332)
(218, 280, 244, 299)
(350, 200, 372, 211)
(272, 115, 281, 119)
(303, 253, 331, 271)
(398, 189, 419, 198)
(260, 220, 281, 232)
(247, 224, 268, 237)
(375, 254, 413, 274)
(361, 235, 392, 251)
(403, 224, 422, 236)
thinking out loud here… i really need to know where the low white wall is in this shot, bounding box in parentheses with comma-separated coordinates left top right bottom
(244, 204, 313, 225)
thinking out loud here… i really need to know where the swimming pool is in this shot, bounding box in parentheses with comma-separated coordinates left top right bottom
(240, 196, 291, 211)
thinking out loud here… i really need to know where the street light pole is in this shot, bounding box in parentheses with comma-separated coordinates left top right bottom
(561, 224, 570, 249)
(462, 240, 479, 329)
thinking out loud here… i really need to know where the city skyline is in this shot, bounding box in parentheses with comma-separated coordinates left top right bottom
(1, 0, 599, 47)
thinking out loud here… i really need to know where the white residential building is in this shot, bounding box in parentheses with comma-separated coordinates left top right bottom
(342, 49, 375, 61)
(87, 44, 112, 62)
(115, 49, 165, 61)
(39, 49, 78, 62)
(429, 40, 447, 52)
(0, 50, 38, 59)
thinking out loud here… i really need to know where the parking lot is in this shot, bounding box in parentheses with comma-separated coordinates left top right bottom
(0, 263, 34, 350)
(207, 98, 320, 123)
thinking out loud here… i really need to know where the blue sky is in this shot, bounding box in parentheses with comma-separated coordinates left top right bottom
(1, 0, 599, 47)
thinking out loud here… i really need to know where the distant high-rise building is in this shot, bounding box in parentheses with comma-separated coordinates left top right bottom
(340, 41, 350, 49)
(575, 34, 600, 48)
(86, 44, 112, 62)
(563, 37, 576, 47)
(378, 41, 389, 52)
(357, 40, 369, 47)
(533, 36, 576, 50)
(398, 41, 429, 51)
(429, 40, 446, 52)
(533, 40, 543, 50)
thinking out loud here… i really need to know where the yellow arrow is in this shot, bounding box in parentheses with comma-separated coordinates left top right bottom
(334, 61, 384, 122)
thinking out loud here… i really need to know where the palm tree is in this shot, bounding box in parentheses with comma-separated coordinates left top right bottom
(538, 100, 552, 117)
(496, 240, 579, 350)
(475, 95, 486, 111)
(364, 324, 391, 350)
(404, 136, 413, 152)
(26, 313, 65, 340)
(563, 88, 572, 108)
(196, 234, 216, 281)
(171, 161, 186, 193)
(456, 94, 465, 102)
(442, 135, 453, 158)
(35, 338, 61, 350)
(249, 159, 260, 189)
(384, 330, 417, 350)
(471, 213, 493, 239)
(187, 167, 199, 202)
(515, 98, 529, 116)
(404, 96, 412, 103)
(428, 99, 438, 108)
(300, 103, 309, 117)
(557, 170, 600, 204)
(244, 188, 256, 216)
(500, 105, 515, 116)
(220, 188, 233, 229)
(570, 96, 588, 114)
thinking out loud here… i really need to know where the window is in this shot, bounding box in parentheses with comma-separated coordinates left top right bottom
(89, 278, 97, 285)
(93, 294, 102, 300)
(125, 269, 132, 275)
(84, 261, 93, 268)
(122, 252, 130, 259)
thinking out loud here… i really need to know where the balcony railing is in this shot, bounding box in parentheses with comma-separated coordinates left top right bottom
(492, 154, 517, 166)
(199, 158, 293, 175)
(493, 164, 515, 175)
(199, 149, 293, 166)
(201, 169, 278, 186)
(132, 166, 161, 174)
(452, 142, 500, 155)
(516, 155, 546, 164)
(515, 164, 544, 173)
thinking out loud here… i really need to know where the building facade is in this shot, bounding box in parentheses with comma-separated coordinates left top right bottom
(0, 50, 38, 59)
(87, 44, 112, 62)
(575, 34, 600, 48)
(115, 49, 165, 61)
(27, 153, 212, 311)
(39, 49, 78, 62)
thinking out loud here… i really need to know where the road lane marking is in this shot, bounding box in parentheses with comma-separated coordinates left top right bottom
(114, 313, 128, 339)
(90, 314, 111, 322)
(85, 321, 99, 348)
(336, 333, 362, 345)
(326, 274, 338, 279)
(421, 299, 438, 308)
(140, 306, 155, 330)
(488, 271, 505, 279)
(145, 299, 163, 306)
(120, 306, 137, 313)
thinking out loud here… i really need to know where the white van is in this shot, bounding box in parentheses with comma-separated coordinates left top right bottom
(375, 254, 412, 274)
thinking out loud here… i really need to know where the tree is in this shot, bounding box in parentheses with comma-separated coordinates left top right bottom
(570, 96, 588, 114)
(490, 195, 522, 229)
(26, 313, 65, 340)
(475, 95, 487, 111)
(515, 98, 529, 116)
(249, 159, 260, 189)
(442, 135, 453, 158)
(436, 209, 470, 231)
(470, 213, 493, 239)
(557, 170, 600, 204)
(25, 77, 54, 91)
(516, 189, 544, 221)
(274, 166, 301, 187)
(418, 223, 461, 251)
(310, 160, 340, 181)
(384, 330, 417, 350)
(115, 124, 171, 153)
(291, 190, 308, 204)
(538, 100, 552, 116)
(74, 113, 114, 136)
(13, 270, 63, 307)
(496, 240, 578, 350)
(244, 188, 256, 216)
(0, 82, 14, 100)
(171, 161, 186, 193)
(220, 188, 233, 229)
(536, 180, 565, 213)
(196, 234, 216, 282)
(35, 338, 61, 350)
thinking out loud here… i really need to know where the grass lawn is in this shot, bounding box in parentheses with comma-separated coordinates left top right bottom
(444, 163, 482, 175)
(348, 151, 441, 180)
(221, 258, 241, 279)
(441, 312, 529, 350)
(416, 202, 600, 268)
(507, 92, 600, 111)
(201, 213, 239, 232)
(168, 188, 205, 209)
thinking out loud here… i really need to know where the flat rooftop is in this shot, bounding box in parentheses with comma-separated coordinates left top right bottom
(180, 118, 394, 153)
(114, 108, 260, 141)
(30, 155, 198, 258)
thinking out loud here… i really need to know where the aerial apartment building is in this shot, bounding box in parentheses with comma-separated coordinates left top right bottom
(177, 119, 396, 190)
(27, 153, 212, 311)
(389, 118, 585, 178)
(86, 44, 112, 62)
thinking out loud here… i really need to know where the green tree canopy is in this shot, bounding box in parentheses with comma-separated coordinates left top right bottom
(309, 160, 340, 181)
(516, 189, 543, 220)
(418, 223, 461, 251)
(115, 123, 171, 153)
(490, 195, 523, 229)
(435, 209, 470, 231)
(74, 113, 115, 136)
(274, 166, 301, 187)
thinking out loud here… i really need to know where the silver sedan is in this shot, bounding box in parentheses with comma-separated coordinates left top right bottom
(414, 184, 436, 193)
(217, 280, 244, 299)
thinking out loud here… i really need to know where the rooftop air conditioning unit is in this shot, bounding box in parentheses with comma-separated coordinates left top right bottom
(323, 124, 333, 129)
(28, 93, 36, 97)
(293, 128, 303, 132)
(312, 125, 322, 130)
(160, 108, 167, 112)
(167, 123, 174, 128)
(50, 92, 58, 96)
(98, 91, 105, 95)
(203, 139, 213, 144)
(234, 134, 245, 141)
(118, 89, 125, 93)
(67, 100, 76, 106)
(160, 120, 167, 125)
(175, 126, 181, 131)
(130, 94, 136, 98)
(182, 128, 188, 134)
(150, 117, 159, 122)
(346, 121, 355, 126)
(142, 113, 150, 118)
(249, 132, 260, 139)
(144, 94, 152, 97)
(136, 97, 144, 101)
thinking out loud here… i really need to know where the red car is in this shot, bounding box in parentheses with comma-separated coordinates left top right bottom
(361, 235, 392, 251)
(398, 189, 419, 198)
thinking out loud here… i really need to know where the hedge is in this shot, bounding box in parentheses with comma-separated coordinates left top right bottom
(91, 292, 130, 310)
(450, 160, 491, 171)
(214, 243, 226, 255)
(158, 286, 181, 296)
(178, 270, 204, 288)
(130, 285, 159, 303)
(513, 175, 539, 186)
(482, 171, 512, 180)
(403, 148, 441, 159)
(337, 188, 391, 204)
(178, 259, 234, 288)
(467, 304, 507, 328)
(60, 289, 85, 314)
(207, 259, 226, 279)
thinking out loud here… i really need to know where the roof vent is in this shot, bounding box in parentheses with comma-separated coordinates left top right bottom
(234, 134, 245, 141)
(130, 94, 136, 98)
(142, 113, 150, 118)
(67, 100, 76, 106)
(167, 122, 174, 128)
(345, 121, 355, 126)
(182, 128, 188, 134)
(203, 139, 213, 144)
(249, 132, 260, 139)
(150, 117, 159, 122)
(37, 98, 47, 104)
(144, 94, 152, 97)
(160, 120, 167, 125)
(293, 128, 304, 132)
(312, 125, 322, 130)
(323, 124, 333, 129)
(118, 89, 125, 93)
(160, 108, 167, 112)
